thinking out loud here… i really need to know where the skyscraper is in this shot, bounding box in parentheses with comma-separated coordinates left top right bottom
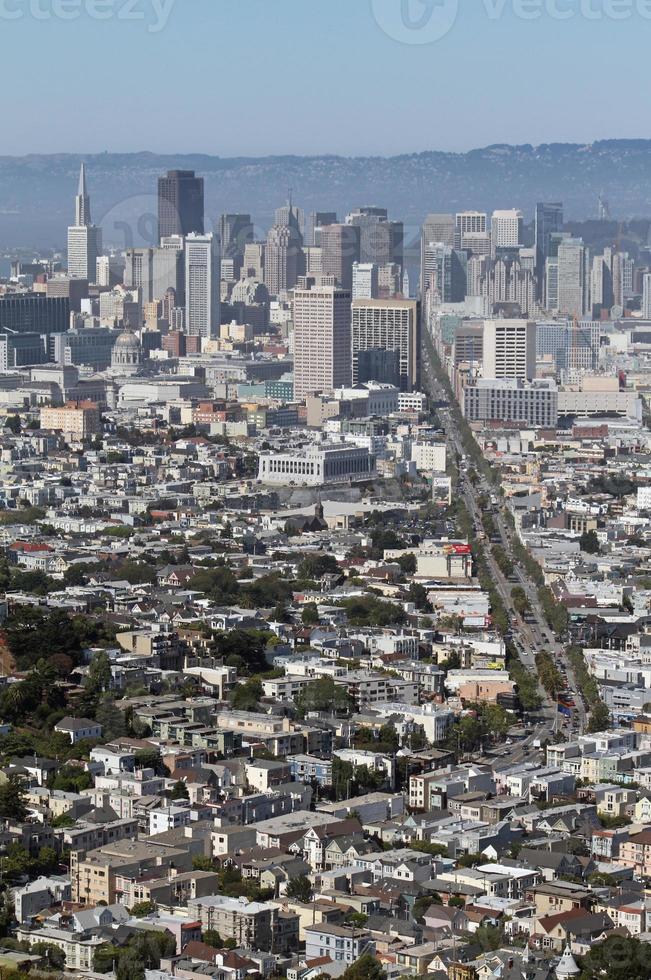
(483, 319, 536, 382)
(420, 214, 456, 296)
(320, 223, 361, 291)
(421, 243, 467, 302)
(67, 163, 102, 281)
(352, 263, 379, 300)
(219, 214, 254, 259)
(293, 285, 352, 398)
(158, 170, 204, 240)
(346, 207, 403, 268)
(351, 298, 419, 390)
(265, 217, 304, 296)
(535, 202, 563, 298)
(491, 210, 524, 250)
(557, 238, 590, 318)
(306, 211, 337, 246)
(184, 233, 220, 339)
(643, 273, 651, 318)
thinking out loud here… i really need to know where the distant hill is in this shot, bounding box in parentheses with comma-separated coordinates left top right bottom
(3, 141, 651, 252)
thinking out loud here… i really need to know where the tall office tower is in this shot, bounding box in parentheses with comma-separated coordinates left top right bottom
(219, 213, 254, 266)
(456, 211, 488, 249)
(422, 243, 467, 302)
(184, 233, 220, 339)
(125, 240, 184, 307)
(421, 214, 455, 293)
(453, 322, 484, 367)
(610, 250, 634, 308)
(304, 247, 323, 277)
(320, 223, 360, 291)
(378, 263, 403, 299)
(643, 273, 651, 318)
(351, 298, 419, 390)
(591, 254, 614, 314)
(545, 258, 559, 310)
(353, 262, 379, 300)
(243, 243, 265, 280)
(275, 203, 305, 238)
(96, 254, 124, 288)
(346, 207, 403, 268)
(306, 211, 337, 246)
(265, 219, 304, 295)
(491, 210, 524, 250)
(483, 319, 536, 382)
(536, 320, 600, 373)
(293, 286, 352, 398)
(67, 164, 102, 280)
(158, 170, 204, 240)
(461, 232, 491, 257)
(557, 238, 590, 318)
(467, 255, 489, 296)
(534, 203, 563, 298)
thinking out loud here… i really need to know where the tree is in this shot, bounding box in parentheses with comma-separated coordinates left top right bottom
(588, 701, 611, 734)
(296, 676, 352, 716)
(230, 678, 262, 712)
(579, 530, 600, 554)
(95, 698, 126, 740)
(211, 629, 271, 675)
(203, 929, 223, 948)
(5, 415, 21, 434)
(474, 924, 504, 952)
(170, 780, 189, 801)
(301, 602, 320, 626)
(578, 935, 650, 980)
(342, 953, 386, 980)
(285, 874, 313, 903)
(0, 773, 28, 822)
(130, 900, 155, 918)
(31, 941, 66, 970)
(87, 649, 112, 694)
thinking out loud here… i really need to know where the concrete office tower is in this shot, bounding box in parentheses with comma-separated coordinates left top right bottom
(265, 218, 304, 296)
(643, 273, 651, 318)
(125, 239, 184, 308)
(456, 212, 488, 250)
(352, 263, 379, 300)
(545, 257, 559, 311)
(591, 254, 614, 314)
(158, 170, 204, 240)
(293, 286, 352, 399)
(483, 319, 536, 382)
(320, 223, 360, 291)
(461, 232, 491, 257)
(421, 214, 455, 294)
(557, 238, 590, 318)
(491, 210, 524, 249)
(346, 207, 403, 268)
(421, 243, 467, 302)
(275, 203, 305, 238)
(306, 211, 337, 247)
(184, 233, 220, 339)
(67, 164, 102, 280)
(351, 298, 419, 390)
(243, 243, 265, 280)
(535, 202, 563, 298)
(219, 214, 253, 280)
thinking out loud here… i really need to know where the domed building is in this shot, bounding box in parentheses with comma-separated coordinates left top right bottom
(111, 328, 143, 375)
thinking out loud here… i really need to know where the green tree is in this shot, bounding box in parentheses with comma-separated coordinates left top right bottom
(87, 649, 112, 694)
(296, 676, 352, 715)
(0, 773, 28, 822)
(130, 900, 156, 918)
(230, 678, 263, 712)
(342, 953, 386, 980)
(286, 874, 313, 903)
(170, 780, 189, 801)
(30, 941, 66, 970)
(578, 935, 650, 980)
(579, 530, 600, 554)
(301, 602, 320, 626)
(203, 929, 223, 948)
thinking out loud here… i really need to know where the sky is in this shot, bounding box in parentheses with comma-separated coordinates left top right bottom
(2, 0, 650, 156)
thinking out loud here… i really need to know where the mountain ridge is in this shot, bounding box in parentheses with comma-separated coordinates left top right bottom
(2, 140, 651, 250)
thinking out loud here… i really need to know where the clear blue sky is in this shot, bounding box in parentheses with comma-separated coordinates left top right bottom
(3, 0, 649, 156)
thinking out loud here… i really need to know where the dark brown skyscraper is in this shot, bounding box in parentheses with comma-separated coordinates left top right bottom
(157, 170, 204, 241)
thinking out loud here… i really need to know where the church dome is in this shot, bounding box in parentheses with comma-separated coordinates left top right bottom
(114, 328, 142, 351)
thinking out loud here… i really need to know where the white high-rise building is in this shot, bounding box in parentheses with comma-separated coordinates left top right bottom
(293, 286, 352, 399)
(185, 233, 220, 339)
(482, 319, 536, 382)
(491, 210, 523, 249)
(642, 273, 651, 318)
(352, 262, 379, 300)
(67, 163, 102, 280)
